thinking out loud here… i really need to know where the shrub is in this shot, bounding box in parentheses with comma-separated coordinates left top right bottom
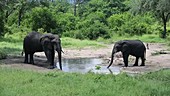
(4, 24, 31, 40)
(107, 13, 156, 36)
(0, 50, 7, 59)
(54, 13, 78, 35)
(64, 20, 110, 40)
(31, 7, 57, 33)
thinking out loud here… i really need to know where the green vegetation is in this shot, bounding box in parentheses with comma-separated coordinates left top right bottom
(0, 67, 170, 96)
(1, 0, 170, 40)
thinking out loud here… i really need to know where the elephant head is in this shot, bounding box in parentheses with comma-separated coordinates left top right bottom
(40, 34, 62, 70)
(107, 40, 126, 68)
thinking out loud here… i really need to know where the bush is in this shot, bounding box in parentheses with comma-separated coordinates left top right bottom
(85, 21, 110, 40)
(4, 24, 31, 40)
(107, 13, 156, 36)
(0, 50, 7, 59)
(31, 7, 57, 33)
(54, 13, 78, 35)
(67, 11, 111, 40)
(64, 20, 110, 40)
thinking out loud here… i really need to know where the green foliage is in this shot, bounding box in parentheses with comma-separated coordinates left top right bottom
(0, 67, 170, 96)
(64, 20, 110, 40)
(95, 65, 101, 70)
(55, 13, 78, 35)
(1, 0, 167, 40)
(108, 13, 156, 36)
(31, 7, 57, 33)
(4, 24, 31, 40)
(130, 0, 170, 38)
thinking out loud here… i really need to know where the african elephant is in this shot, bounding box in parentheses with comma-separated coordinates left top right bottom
(23, 31, 62, 70)
(107, 40, 146, 68)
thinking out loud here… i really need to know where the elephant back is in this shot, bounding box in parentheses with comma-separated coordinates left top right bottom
(23, 31, 43, 53)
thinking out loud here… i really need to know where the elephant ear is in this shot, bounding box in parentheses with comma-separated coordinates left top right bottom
(40, 34, 53, 43)
(114, 40, 126, 51)
(119, 40, 129, 52)
(40, 34, 54, 50)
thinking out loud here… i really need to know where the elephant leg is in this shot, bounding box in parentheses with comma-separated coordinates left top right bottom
(133, 57, 139, 66)
(123, 53, 129, 67)
(50, 50, 55, 67)
(140, 56, 145, 66)
(24, 53, 29, 63)
(30, 53, 34, 64)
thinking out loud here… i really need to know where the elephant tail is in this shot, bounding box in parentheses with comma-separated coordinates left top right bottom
(21, 48, 25, 56)
(21, 50, 24, 56)
(144, 49, 146, 60)
(146, 43, 149, 50)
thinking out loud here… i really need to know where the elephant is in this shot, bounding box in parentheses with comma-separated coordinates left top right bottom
(107, 40, 146, 68)
(23, 31, 62, 70)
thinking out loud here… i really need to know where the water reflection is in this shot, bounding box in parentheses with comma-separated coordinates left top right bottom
(62, 58, 102, 73)
(56, 58, 121, 74)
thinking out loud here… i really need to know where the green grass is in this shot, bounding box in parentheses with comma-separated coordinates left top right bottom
(97, 34, 168, 44)
(61, 37, 105, 49)
(0, 38, 23, 55)
(0, 67, 170, 96)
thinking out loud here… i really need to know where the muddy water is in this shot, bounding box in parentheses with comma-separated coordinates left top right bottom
(56, 58, 121, 74)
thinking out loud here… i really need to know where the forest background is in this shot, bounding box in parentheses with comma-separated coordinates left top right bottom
(0, 0, 170, 41)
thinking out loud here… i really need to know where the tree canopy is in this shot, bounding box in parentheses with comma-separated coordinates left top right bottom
(0, 0, 170, 40)
(130, 0, 170, 38)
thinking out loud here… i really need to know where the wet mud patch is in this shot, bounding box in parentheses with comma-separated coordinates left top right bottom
(0, 55, 58, 72)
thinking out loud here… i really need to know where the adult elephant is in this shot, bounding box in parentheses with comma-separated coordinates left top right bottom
(23, 31, 62, 70)
(107, 40, 146, 68)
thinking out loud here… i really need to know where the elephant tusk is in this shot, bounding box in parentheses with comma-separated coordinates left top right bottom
(61, 50, 64, 54)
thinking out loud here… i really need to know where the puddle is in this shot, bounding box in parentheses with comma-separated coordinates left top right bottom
(56, 58, 121, 74)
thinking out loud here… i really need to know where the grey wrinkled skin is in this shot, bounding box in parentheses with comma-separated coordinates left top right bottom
(107, 40, 146, 68)
(23, 31, 62, 70)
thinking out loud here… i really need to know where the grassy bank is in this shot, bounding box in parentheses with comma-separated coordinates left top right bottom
(0, 67, 170, 96)
(97, 34, 168, 43)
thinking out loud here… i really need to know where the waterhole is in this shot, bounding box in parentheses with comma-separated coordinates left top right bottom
(57, 58, 121, 74)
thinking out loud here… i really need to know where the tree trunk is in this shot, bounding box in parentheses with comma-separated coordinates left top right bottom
(18, 8, 23, 27)
(162, 19, 166, 38)
(74, 0, 77, 16)
(162, 12, 167, 38)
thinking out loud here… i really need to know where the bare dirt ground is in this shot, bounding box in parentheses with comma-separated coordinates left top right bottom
(0, 43, 170, 74)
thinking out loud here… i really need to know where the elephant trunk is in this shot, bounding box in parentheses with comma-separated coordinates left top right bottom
(56, 44, 62, 70)
(58, 51, 62, 70)
(107, 49, 116, 68)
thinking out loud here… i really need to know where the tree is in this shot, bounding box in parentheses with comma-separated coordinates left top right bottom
(130, 0, 170, 38)
(15, 0, 27, 27)
(0, 0, 6, 35)
(72, 0, 85, 16)
(31, 7, 57, 33)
